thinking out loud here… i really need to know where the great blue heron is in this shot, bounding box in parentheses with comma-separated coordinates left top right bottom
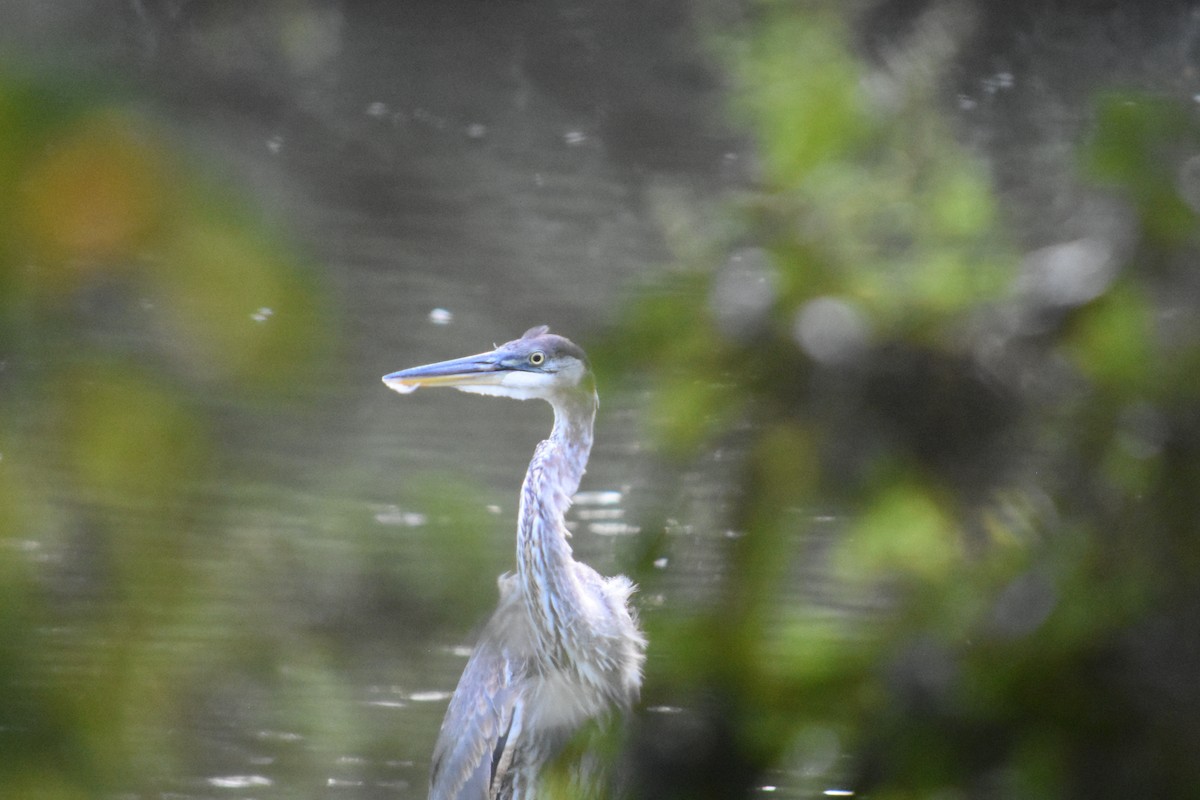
(383, 326, 646, 800)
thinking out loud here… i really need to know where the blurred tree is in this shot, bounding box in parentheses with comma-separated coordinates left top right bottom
(607, 4, 1200, 799)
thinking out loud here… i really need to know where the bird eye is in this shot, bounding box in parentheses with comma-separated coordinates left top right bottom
(529, 351, 546, 366)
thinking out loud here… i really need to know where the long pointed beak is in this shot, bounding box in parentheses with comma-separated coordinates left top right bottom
(382, 350, 506, 395)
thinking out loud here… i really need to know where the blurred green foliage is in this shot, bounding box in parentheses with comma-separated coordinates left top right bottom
(608, 6, 1200, 800)
(0, 70, 347, 797)
(4, 4, 1200, 799)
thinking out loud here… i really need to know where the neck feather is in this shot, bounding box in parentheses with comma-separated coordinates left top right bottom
(515, 387, 598, 659)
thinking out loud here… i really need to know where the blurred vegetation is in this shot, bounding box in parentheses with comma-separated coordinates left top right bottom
(602, 6, 1200, 800)
(4, 3, 1200, 800)
(0, 68, 352, 797)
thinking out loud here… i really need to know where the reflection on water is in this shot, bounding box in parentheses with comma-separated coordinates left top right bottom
(573, 489, 639, 537)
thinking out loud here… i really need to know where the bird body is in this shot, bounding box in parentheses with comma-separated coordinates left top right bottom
(384, 327, 645, 800)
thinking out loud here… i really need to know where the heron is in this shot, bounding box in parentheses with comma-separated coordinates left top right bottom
(383, 325, 646, 800)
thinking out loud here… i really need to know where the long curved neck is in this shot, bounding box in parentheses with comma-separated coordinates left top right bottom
(516, 386, 597, 661)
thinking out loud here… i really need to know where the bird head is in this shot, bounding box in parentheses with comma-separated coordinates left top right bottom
(383, 325, 592, 402)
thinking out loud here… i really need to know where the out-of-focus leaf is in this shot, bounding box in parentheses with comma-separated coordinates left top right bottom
(1084, 92, 1200, 244)
(1066, 284, 1155, 393)
(58, 364, 209, 512)
(734, 13, 871, 186)
(927, 164, 997, 240)
(836, 479, 960, 584)
(648, 374, 739, 458)
(19, 113, 168, 274)
(759, 610, 871, 692)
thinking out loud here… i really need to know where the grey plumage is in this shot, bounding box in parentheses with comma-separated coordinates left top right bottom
(383, 326, 646, 800)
